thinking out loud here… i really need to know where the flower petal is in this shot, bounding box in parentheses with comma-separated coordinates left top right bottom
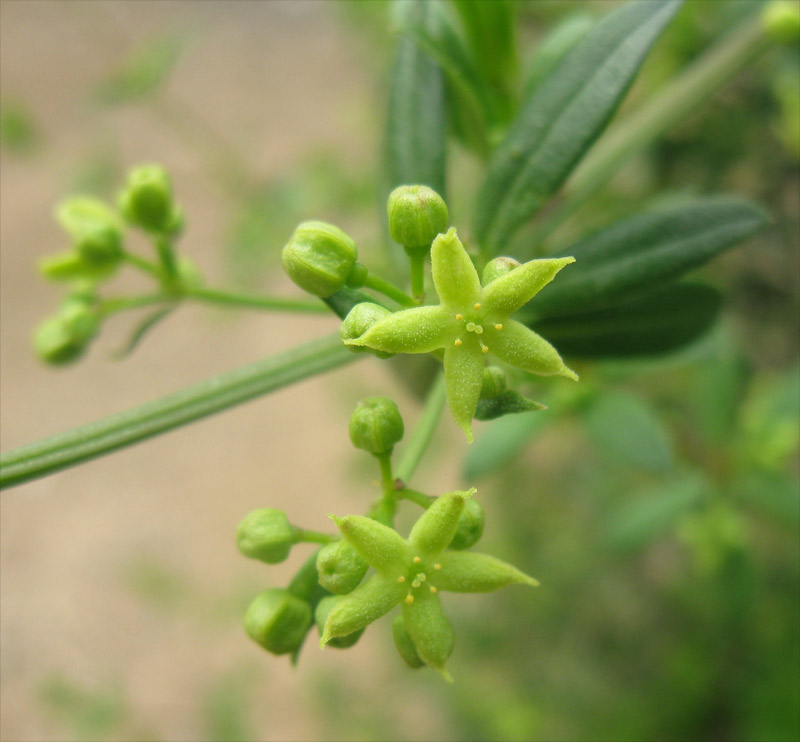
(444, 340, 485, 443)
(402, 587, 454, 681)
(486, 319, 578, 380)
(434, 551, 539, 593)
(408, 489, 475, 555)
(431, 228, 481, 309)
(345, 305, 455, 354)
(482, 256, 575, 316)
(330, 514, 410, 573)
(320, 573, 405, 646)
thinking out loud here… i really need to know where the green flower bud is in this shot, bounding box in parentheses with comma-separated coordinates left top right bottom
(315, 596, 364, 649)
(762, 1, 800, 43)
(75, 225, 123, 266)
(38, 250, 117, 283)
(482, 256, 521, 286)
(340, 303, 395, 360)
(448, 498, 485, 550)
(348, 396, 404, 455)
(244, 588, 312, 655)
(33, 299, 99, 365)
(119, 164, 175, 233)
(56, 197, 124, 267)
(316, 539, 369, 594)
(177, 256, 204, 287)
(236, 509, 295, 564)
(387, 185, 449, 250)
(480, 366, 507, 399)
(392, 615, 424, 669)
(345, 262, 369, 289)
(281, 221, 357, 298)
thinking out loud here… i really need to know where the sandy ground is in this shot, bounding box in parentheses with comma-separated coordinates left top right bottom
(1, 3, 460, 740)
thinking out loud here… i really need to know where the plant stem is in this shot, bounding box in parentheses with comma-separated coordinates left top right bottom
(123, 251, 162, 278)
(408, 253, 426, 302)
(293, 529, 336, 545)
(99, 294, 175, 317)
(362, 274, 416, 307)
(395, 370, 447, 484)
(527, 12, 769, 253)
(183, 285, 327, 314)
(397, 488, 435, 508)
(155, 235, 179, 280)
(0, 334, 358, 490)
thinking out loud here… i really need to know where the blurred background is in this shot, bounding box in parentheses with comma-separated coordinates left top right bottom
(0, 1, 797, 740)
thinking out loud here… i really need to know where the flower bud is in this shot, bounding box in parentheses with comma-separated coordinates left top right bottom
(387, 185, 449, 250)
(119, 164, 175, 233)
(339, 303, 395, 359)
(315, 596, 364, 649)
(244, 588, 312, 655)
(482, 256, 520, 286)
(349, 396, 404, 455)
(56, 197, 124, 267)
(315, 539, 368, 594)
(762, 1, 800, 43)
(392, 615, 424, 668)
(448, 497, 485, 550)
(282, 221, 357, 298)
(33, 299, 99, 365)
(480, 366, 507, 399)
(75, 225, 123, 266)
(236, 509, 295, 564)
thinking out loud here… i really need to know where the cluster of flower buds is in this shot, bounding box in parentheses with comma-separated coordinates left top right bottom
(34, 164, 193, 366)
(238, 396, 537, 679)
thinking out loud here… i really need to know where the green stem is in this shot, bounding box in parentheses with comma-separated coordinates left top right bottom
(371, 452, 398, 525)
(183, 286, 327, 314)
(99, 294, 174, 317)
(293, 528, 336, 545)
(408, 252, 426, 302)
(0, 334, 358, 490)
(395, 370, 447, 484)
(123, 251, 162, 278)
(527, 12, 770, 253)
(155, 235, 179, 280)
(397, 488, 435, 508)
(362, 274, 416, 308)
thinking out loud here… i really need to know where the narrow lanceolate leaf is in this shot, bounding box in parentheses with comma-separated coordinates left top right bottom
(385, 0, 447, 197)
(529, 198, 767, 319)
(0, 334, 357, 489)
(473, 0, 683, 255)
(531, 283, 722, 358)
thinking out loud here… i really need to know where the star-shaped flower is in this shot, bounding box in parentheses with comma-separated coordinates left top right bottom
(319, 489, 538, 681)
(344, 228, 577, 441)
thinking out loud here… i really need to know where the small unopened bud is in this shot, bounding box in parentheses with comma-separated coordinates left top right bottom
(387, 185, 449, 251)
(392, 615, 424, 668)
(236, 509, 296, 564)
(480, 366, 507, 400)
(315, 596, 365, 649)
(316, 539, 368, 594)
(244, 588, 312, 655)
(33, 298, 99, 365)
(75, 225, 123, 266)
(482, 256, 520, 286)
(281, 221, 358, 298)
(349, 396, 404, 455)
(448, 498, 485, 550)
(119, 164, 175, 233)
(762, 1, 800, 42)
(339, 303, 395, 359)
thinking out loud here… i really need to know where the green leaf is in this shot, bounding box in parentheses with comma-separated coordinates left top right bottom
(385, 0, 447, 197)
(462, 411, 549, 482)
(583, 389, 673, 473)
(474, 390, 546, 421)
(531, 283, 722, 358)
(473, 0, 683, 254)
(94, 35, 185, 105)
(0, 335, 357, 489)
(529, 197, 767, 318)
(605, 474, 706, 551)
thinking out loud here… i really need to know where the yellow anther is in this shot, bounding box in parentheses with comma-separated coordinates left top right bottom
(413, 556, 421, 564)
(412, 580, 421, 588)
(481, 345, 489, 354)
(397, 576, 405, 583)
(430, 586, 438, 594)
(454, 338, 463, 346)
(405, 595, 414, 604)
(495, 323, 503, 330)
(474, 303, 481, 310)
(434, 563, 442, 570)
(416, 573, 426, 582)
(455, 313, 463, 320)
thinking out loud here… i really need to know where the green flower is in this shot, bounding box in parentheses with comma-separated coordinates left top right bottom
(319, 489, 538, 681)
(343, 227, 577, 441)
